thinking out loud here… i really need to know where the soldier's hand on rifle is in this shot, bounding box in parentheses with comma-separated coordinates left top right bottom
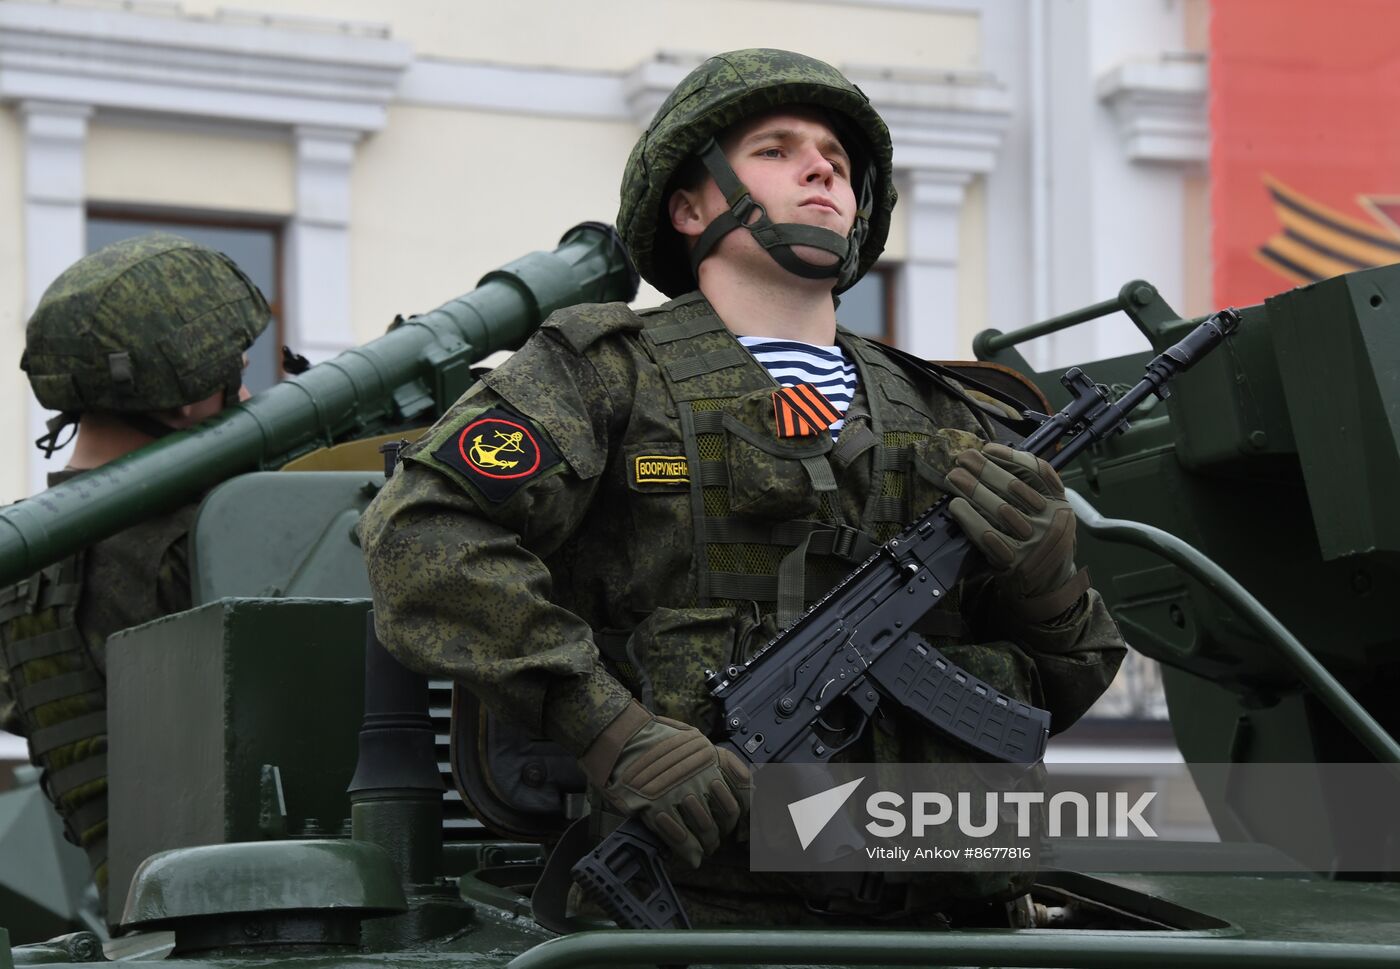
(581, 701, 750, 868)
(943, 443, 1090, 624)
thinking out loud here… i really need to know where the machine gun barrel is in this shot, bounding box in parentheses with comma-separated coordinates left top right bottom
(0, 222, 637, 588)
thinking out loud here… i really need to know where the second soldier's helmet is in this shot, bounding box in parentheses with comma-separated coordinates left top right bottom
(23, 233, 270, 429)
(617, 49, 897, 298)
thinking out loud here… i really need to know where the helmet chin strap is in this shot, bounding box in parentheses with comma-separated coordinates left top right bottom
(34, 412, 79, 459)
(688, 138, 872, 290)
(31, 411, 178, 459)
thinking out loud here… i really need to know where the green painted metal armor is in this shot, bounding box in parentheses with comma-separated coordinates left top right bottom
(977, 265, 1400, 871)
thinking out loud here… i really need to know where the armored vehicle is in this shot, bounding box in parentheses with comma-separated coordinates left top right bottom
(3, 222, 1400, 966)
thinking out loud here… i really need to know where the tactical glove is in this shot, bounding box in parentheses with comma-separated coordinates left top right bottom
(943, 443, 1090, 623)
(580, 701, 750, 868)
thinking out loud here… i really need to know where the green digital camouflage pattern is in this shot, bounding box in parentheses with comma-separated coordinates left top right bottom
(360, 294, 1126, 919)
(22, 233, 270, 413)
(617, 49, 897, 298)
(0, 470, 197, 901)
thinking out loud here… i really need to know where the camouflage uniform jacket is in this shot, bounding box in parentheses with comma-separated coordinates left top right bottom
(360, 292, 1126, 765)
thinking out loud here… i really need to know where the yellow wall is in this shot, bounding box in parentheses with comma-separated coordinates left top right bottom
(350, 106, 644, 341)
(0, 107, 26, 504)
(179, 0, 980, 72)
(86, 123, 295, 216)
(3, 0, 988, 504)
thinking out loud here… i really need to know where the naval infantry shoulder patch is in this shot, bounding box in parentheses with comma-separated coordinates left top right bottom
(433, 406, 562, 502)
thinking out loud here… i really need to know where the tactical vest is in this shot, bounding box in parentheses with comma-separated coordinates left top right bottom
(0, 483, 194, 905)
(0, 553, 109, 893)
(599, 292, 1004, 737)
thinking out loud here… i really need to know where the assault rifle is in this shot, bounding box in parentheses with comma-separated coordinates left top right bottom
(572, 308, 1241, 929)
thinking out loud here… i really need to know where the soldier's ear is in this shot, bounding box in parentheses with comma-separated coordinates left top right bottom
(668, 187, 708, 240)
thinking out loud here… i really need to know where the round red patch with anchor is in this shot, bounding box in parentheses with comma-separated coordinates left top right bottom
(432, 406, 561, 502)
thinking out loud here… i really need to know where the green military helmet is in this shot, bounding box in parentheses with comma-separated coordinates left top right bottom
(618, 49, 897, 298)
(22, 232, 270, 420)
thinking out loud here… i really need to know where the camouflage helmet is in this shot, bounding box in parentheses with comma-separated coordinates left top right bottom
(618, 49, 896, 298)
(22, 233, 269, 417)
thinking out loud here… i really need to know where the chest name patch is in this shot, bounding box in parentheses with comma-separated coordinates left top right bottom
(433, 406, 562, 502)
(633, 455, 689, 485)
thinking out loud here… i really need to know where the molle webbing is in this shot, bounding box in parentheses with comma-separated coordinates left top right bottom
(869, 429, 930, 543)
(0, 568, 81, 623)
(831, 422, 878, 467)
(46, 751, 108, 794)
(1, 627, 85, 666)
(665, 346, 749, 382)
(17, 668, 102, 710)
(29, 710, 106, 758)
(0, 552, 109, 885)
(643, 302, 872, 621)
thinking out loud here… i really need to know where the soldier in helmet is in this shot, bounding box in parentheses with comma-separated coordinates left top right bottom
(0, 233, 269, 908)
(360, 50, 1125, 924)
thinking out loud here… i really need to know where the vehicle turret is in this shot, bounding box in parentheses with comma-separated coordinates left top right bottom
(978, 266, 1400, 859)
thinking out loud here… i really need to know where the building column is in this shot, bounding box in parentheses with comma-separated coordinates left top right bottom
(21, 100, 91, 492)
(285, 126, 359, 363)
(897, 170, 973, 361)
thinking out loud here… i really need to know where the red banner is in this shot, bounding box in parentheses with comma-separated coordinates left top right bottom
(1211, 0, 1400, 307)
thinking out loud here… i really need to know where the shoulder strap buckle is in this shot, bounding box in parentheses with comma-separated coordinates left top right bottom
(829, 524, 877, 563)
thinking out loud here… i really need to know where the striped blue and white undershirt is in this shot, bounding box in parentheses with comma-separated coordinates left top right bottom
(738, 336, 858, 439)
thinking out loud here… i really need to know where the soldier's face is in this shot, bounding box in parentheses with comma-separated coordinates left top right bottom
(671, 108, 857, 272)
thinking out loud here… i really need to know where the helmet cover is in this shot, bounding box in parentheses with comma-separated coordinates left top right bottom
(22, 233, 270, 414)
(618, 49, 897, 297)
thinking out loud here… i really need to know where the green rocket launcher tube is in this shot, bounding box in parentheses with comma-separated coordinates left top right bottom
(0, 222, 638, 588)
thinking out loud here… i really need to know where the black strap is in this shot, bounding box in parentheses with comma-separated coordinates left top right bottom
(697, 461, 727, 486)
(531, 816, 601, 934)
(34, 412, 78, 459)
